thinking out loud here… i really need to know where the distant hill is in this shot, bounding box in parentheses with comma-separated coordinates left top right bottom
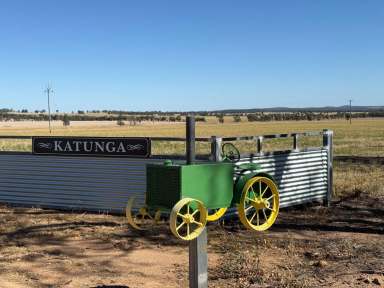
(210, 105, 384, 114)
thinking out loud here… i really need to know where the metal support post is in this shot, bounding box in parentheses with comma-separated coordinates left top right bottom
(323, 129, 333, 207)
(293, 134, 299, 151)
(189, 228, 208, 288)
(257, 136, 263, 154)
(186, 116, 195, 165)
(187, 116, 208, 288)
(210, 136, 222, 162)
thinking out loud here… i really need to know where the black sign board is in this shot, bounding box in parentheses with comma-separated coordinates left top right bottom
(32, 137, 151, 157)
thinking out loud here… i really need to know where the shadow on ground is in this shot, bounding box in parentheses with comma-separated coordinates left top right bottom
(0, 191, 382, 287)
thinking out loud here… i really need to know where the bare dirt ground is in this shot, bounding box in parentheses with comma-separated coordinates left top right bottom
(0, 191, 382, 288)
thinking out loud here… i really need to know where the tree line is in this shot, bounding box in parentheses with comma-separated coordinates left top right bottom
(245, 111, 384, 122)
(1, 110, 383, 124)
(0, 112, 207, 123)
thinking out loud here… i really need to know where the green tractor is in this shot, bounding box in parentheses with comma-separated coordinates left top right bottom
(127, 143, 280, 240)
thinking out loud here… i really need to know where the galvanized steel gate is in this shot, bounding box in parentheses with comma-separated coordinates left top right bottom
(0, 130, 333, 213)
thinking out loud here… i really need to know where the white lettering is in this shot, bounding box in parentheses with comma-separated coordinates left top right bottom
(95, 142, 105, 152)
(54, 141, 63, 151)
(73, 141, 81, 152)
(48, 139, 143, 154)
(116, 142, 126, 153)
(83, 141, 93, 152)
(64, 142, 73, 152)
(106, 142, 116, 152)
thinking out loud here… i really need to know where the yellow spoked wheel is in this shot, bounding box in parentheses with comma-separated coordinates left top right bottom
(126, 197, 161, 230)
(238, 176, 279, 231)
(170, 198, 207, 241)
(206, 207, 228, 222)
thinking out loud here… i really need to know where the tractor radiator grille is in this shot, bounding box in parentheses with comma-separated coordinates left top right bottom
(146, 165, 181, 209)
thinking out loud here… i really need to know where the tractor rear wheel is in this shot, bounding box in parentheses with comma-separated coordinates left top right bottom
(238, 176, 279, 231)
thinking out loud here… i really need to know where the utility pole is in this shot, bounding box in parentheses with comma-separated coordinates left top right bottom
(349, 99, 352, 125)
(45, 85, 53, 133)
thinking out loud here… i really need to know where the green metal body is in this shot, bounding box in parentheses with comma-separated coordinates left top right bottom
(146, 160, 275, 210)
(146, 162, 234, 210)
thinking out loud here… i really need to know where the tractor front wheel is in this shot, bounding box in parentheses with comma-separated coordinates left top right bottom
(170, 198, 207, 240)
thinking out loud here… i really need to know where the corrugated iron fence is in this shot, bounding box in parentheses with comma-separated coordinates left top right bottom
(0, 130, 333, 213)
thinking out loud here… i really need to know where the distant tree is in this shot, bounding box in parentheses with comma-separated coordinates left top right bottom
(233, 115, 241, 122)
(78, 110, 85, 114)
(117, 112, 125, 126)
(21, 109, 28, 113)
(128, 116, 137, 126)
(217, 114, 224, 124)
(63, 114, 70, 126)
(345, 114, 351, 121)
(247, 114, 257, 122)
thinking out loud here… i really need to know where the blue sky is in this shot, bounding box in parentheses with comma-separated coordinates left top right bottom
(0, 0, 383, 112)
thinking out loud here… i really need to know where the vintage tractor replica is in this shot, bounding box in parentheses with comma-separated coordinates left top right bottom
(127, 143, 280, 240)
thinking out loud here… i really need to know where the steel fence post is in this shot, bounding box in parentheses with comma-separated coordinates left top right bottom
(323, 129, 333, 207)
(210, 136, 222, 162)
(257, 136, 263, 155)
(293, 134, 299, 151)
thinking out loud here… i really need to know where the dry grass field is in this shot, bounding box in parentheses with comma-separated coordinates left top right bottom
(1, 118, 384, 156)
(0, 118, 383, 287)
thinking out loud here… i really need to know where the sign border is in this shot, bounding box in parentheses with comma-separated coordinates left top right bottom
(32, 136, 151, 158)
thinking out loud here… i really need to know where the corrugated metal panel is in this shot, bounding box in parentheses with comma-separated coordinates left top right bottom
(236, 149, 328, 207)
(0, 154, 169, 213)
